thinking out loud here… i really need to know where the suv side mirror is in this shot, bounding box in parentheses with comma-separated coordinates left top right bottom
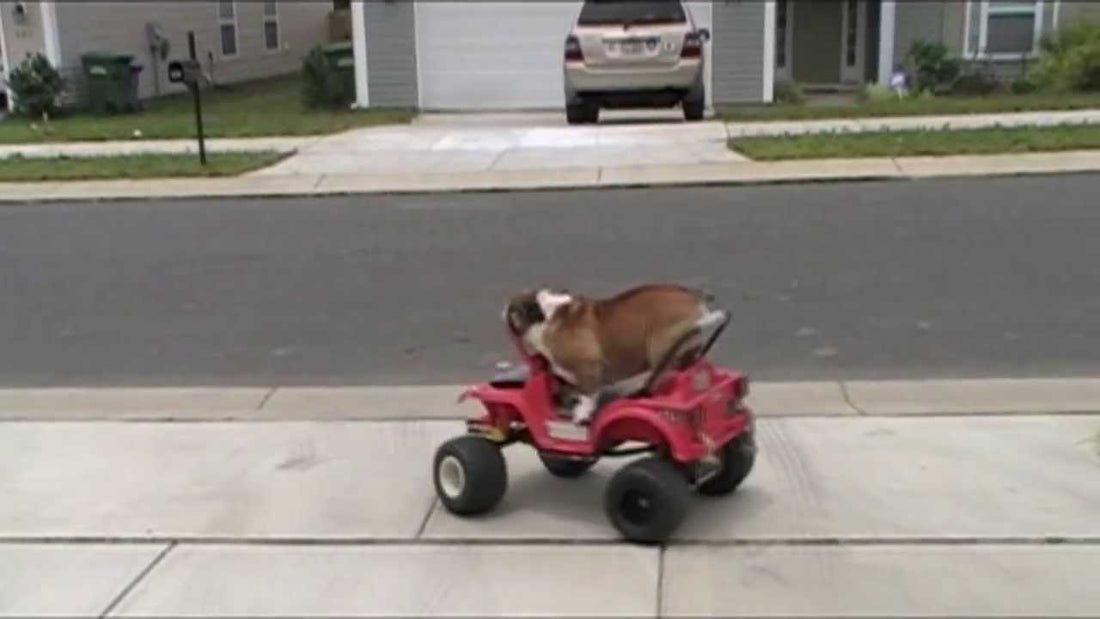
(696, 27, 711, 43)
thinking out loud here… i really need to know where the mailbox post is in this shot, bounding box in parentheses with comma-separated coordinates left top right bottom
(167, 31, 206, 165)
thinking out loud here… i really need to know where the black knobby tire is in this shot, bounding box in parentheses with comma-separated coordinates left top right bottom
(539, 453, 597, 478)
(433, 435, 508, 516)
(697, 432, 756, 496)
(604, 457, 691, 543)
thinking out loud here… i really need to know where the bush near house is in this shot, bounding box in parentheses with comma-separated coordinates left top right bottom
(905, 41, 962, 95)
(950, 64, 1002, 96)
(1028, 22, 1100, 92)
(3, 53, 66, 118)
(773, 81, 806, 105)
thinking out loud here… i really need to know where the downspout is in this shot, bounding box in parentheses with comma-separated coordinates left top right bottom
(762, 0, 776, 103)
(351, 0, 369, 108)
(39, 0, 63, 108)
(40, 1, 62, 66)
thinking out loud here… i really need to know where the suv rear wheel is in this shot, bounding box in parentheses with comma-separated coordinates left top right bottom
(683, 87, 705, 122)
(566, 102, 599, 125)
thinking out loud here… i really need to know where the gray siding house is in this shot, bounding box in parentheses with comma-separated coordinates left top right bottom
(1, 0, 333, 110)
(347, 0, 1100, 111)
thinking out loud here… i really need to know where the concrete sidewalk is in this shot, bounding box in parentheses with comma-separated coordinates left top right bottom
(724, 107, 1100, 137)
(0, 136, 313, 160)
(2, 108, 1098, 161)
(1, 405, 1098, 616)
(2, 108, 1100, 202)
(4, 149, 1100, 204)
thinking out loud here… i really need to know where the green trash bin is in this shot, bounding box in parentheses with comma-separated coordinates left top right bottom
(81, 51, 143, 114)
(321, 42, 355, 104)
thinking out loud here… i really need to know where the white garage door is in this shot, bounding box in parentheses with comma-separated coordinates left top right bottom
(414, 1, 712, 111)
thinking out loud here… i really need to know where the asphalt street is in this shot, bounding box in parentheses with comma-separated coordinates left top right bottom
(3, 174, 1100, 386)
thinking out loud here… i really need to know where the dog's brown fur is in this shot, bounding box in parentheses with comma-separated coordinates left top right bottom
(505, 284, 714, 415)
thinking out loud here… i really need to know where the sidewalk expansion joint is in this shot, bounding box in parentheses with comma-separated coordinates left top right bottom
(4, 535, 1099, 548)
(415, 497, 439, 539)
(655, 545, 666, 618)
(97, 541, 175, 618)
(837, 381, 868, 415)
(256, 386, 278, 410)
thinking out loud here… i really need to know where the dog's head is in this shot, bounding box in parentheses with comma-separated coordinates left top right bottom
(503, 288, 573, 334)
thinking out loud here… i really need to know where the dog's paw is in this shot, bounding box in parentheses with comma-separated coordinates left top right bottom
(570, 397, 596, 426)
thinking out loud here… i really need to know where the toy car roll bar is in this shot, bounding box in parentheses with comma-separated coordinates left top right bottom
(638, 309, 730, 395)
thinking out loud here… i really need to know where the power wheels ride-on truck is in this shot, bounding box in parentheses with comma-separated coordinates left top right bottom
(431, 310, 756, 543)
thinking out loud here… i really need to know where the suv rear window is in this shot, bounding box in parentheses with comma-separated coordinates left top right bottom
(577, 1, 687, 26)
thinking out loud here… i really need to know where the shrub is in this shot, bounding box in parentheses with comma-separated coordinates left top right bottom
(1011, 77, 1038, 94)
(1028, 22, 1100, 92)
(951, 66, 1002, 95)
(301, 46, 351, 109)
(906, 40, 961, 94)
(859, 82, 896, 103)
(774, 81, 805, 105)
(3, 53, 66, 118)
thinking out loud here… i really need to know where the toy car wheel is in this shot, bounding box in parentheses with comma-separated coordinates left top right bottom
(539, 453, 596, 478)
(433, 436, 507, 516)
(604, 457, 690, 544)
(697, 432, 757, 496)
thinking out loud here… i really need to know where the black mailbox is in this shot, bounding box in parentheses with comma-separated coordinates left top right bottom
(167, 59, 201, 86)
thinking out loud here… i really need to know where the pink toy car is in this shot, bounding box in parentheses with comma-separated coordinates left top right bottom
(432, 309, 756, 543)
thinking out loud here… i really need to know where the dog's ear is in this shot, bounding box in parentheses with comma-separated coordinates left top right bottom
(505, 297, 544, 333)
(522, 299, 545, 323)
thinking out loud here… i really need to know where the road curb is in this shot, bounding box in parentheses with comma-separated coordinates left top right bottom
(2, 378, 1099, 421)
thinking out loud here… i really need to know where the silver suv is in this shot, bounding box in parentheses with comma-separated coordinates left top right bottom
(563, 0, 710, 124)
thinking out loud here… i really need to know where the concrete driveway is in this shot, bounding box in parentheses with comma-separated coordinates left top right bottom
(252, 110, 746, 177)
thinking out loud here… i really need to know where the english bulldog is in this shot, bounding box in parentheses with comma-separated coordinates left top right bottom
(504, 284, 720, 424)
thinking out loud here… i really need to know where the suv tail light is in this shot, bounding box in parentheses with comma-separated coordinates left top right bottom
(565, 35, 584, 62)
(681, 32, 703, 59)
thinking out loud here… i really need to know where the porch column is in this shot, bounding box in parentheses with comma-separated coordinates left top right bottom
(0, 4, 12, 111)
(877, 0, 896, 84)
(351, 0, 370, 108)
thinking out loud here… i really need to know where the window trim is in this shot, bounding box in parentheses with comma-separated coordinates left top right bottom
(965, 0, 1046, 60)
(263, 0, 281, 53)
(218, 0, 240, 59)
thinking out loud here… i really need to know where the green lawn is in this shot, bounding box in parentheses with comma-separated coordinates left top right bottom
(0, 152, 289, 181)
(731, 124, 1100, 161)
(0, 74, 413, 144)
(720, 93, 1100, 122)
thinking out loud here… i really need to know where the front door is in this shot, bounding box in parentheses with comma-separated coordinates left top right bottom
(792, 0, 843, 84)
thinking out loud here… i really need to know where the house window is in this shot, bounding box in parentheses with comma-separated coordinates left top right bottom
(970, 0, 1044, 58)
(845, 0, 858, 67)
(776, 0, 788, 69)
(218, 0, 239, 58)
(263, 1, 279, 51)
